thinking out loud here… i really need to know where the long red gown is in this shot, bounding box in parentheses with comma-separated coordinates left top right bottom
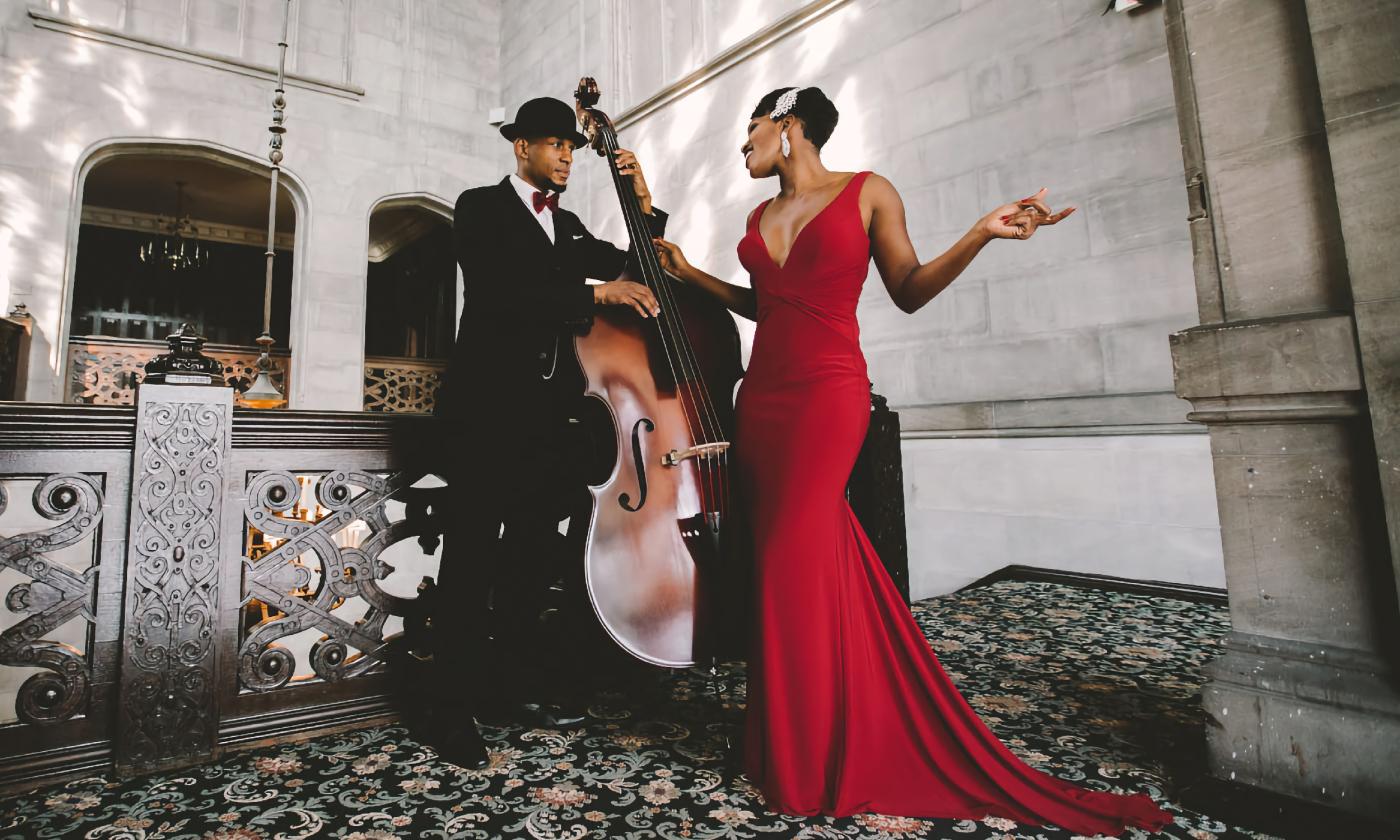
(734, 171, 1172, 835)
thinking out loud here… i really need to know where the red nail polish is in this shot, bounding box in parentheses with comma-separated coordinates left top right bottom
(1000, 216, 1010, 222)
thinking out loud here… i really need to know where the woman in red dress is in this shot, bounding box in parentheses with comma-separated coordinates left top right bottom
(652, 87, 1172, 836)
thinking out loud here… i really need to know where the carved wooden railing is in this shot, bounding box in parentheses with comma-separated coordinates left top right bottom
(362, 356, 446, 414)
(66, 337, 291, 406)
(0, 387, 907, 790)
(0, 401, 445, 788)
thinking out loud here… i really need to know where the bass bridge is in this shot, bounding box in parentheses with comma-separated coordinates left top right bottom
(661, 441, 730, 467)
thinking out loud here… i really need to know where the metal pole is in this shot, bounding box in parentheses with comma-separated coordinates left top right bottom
(243, 0, 292, 409)
(261, 0, 290, 344)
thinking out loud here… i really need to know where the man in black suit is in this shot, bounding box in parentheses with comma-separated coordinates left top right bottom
(429, 97, 667, 768)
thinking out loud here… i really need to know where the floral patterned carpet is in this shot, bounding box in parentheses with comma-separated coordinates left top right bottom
(0, 581, 1290, 840)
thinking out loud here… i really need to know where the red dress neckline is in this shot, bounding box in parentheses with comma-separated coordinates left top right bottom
(753, 172, 867, 270)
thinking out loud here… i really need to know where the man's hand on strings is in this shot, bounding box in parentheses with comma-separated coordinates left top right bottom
(614, 149, 652, 214)
(594, 279, 660, 318)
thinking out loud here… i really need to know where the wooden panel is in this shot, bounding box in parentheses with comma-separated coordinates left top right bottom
(0, 448, 131, 792)
(115, 385, 234, 776)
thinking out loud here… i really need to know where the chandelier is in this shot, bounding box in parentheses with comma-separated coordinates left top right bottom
(138, 180, 209, 272)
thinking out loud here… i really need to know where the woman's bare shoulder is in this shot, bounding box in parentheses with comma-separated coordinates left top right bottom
(857, 172, 902, 216)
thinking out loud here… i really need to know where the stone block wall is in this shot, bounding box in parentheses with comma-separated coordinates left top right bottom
(0, 0, 1224, 595)
(0, 0, 502, 409)
(496, 0, 1222, 596)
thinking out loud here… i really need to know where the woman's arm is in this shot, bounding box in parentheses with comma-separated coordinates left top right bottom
(653, 238, 758, 321)
(867, 176, 1075, 314)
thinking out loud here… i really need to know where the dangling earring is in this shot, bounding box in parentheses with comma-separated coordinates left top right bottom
(780, 129, 791, 158)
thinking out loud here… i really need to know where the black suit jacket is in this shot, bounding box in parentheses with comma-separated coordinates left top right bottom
(440, 177, 667, 470)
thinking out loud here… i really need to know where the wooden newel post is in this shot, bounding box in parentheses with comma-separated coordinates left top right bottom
(115, 327, 233, 776)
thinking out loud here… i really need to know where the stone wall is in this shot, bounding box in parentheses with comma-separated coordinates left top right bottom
(0, 0, 1225, 595)
(1164, 0, 1400, 819)
(497, 0, 1223, 596)
(0, 0, 501, 409)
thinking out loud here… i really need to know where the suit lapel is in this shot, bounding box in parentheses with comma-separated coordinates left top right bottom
(551, 209, 576, 249)
(497, 177, 556, 251)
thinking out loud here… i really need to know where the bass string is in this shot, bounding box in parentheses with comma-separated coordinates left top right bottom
(615, 133, 731, 518)
(598, 130, 710, 423)
(607, 135, 731, 518)
(597, 126, 729, 514)
(595, 132, 692, 422)
(604, 142, 726, 517)
(597, 127, 731, 514)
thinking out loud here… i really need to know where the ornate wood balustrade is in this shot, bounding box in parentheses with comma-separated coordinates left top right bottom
(66, 337, 291, 406)
(0, 399, 446, 790)
(66, 340, 445, 414)
(362, 356, 446, 414)
(0, 387, 907, 792)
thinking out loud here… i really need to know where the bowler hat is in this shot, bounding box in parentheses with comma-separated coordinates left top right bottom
(499, 97, 589, 147)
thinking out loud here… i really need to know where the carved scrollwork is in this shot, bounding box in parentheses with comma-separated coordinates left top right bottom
(0, 474, 104, 725)
(66, 338, 290, 405)
(362, 359, 445, 414)
(239, 470, 443, 692)
(119, 397, 228, 771)
(239, 642, 295, 692)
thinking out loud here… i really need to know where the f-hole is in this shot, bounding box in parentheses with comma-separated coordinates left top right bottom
(618, 417, 655, 512)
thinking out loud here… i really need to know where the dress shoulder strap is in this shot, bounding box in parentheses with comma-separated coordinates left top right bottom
(849, 170, 873, 196)
(747, 199, 772, 231)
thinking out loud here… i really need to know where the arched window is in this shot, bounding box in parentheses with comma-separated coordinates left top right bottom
(66, 149, 298, 405)
(362, 199, 456, 413)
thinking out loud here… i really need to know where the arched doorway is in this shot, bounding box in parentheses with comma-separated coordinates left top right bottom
(362, 198, 456, 413)
(64, 145, 300, 405)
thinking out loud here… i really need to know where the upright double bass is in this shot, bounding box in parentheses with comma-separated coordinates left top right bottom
(569, 78, 745, 667)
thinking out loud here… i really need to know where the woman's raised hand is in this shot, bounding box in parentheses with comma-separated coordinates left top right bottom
(653, 237, 692, 280)
(980, 187, 1076, 241)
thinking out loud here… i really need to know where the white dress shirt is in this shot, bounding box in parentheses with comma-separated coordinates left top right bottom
(510, 174, 556, 244)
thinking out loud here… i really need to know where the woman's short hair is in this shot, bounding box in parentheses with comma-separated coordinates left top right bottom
(751, 87, 839, 150)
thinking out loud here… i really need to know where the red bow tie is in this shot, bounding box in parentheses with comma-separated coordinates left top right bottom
(531, 190, 559, 213)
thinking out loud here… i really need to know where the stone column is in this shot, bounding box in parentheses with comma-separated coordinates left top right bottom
(1303, 0, 1400, 619)
(1164, 0, 1400, 822)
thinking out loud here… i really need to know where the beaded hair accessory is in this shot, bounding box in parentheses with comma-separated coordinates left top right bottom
(769, 87, 802, 120)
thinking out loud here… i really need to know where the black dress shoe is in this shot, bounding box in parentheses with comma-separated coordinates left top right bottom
(472, 700, 521, 727)
(524, 702, 587, 728)
(434, 728, 489, 769)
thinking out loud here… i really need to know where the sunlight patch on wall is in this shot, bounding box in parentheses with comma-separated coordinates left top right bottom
(683, 194, 716, 279)
(0, 227, 13, 311)
(100, 59, 149, 128)
(56, 0, 117, 29)
(37, 239, 68, 370)
(724, 52, 777, 205)
(0, 174, 40, 241)
(665, 86, 714, 150)
(718, 0, 767, 54)
(819, 77, 869, 175)
(42, 138, 83, 168)
(5, 60, 41, 131)
(794, 2, 860, 78)
(63, 38, 94, 67)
